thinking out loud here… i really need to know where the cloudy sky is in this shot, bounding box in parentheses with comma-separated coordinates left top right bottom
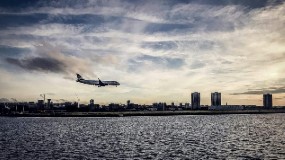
(0, 0, 284, 105)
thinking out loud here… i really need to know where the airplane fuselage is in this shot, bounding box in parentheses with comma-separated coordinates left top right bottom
(77, 79, 120, 87)
(76, 73, 120, 87)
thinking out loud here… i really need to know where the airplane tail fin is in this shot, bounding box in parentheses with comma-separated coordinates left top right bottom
(76, 74, 84, 80)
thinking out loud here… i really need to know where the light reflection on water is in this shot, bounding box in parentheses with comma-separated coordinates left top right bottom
(0, 114, 284, 159)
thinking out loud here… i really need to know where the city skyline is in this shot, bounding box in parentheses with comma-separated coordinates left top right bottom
(0, 0, 285, 105)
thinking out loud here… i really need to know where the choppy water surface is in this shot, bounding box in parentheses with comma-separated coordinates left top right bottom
(0, 114, 285, 159)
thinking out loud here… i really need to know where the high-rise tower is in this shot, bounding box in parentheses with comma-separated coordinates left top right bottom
(263, 93, 272, 109)
(211, 92, 221, 106)
(191, 92, 200, 109)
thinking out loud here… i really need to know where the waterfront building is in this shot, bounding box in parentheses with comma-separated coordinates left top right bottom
(211, 92, 221, 106)
(90, 99, 94, 105)
(157, 102, 165, 111)
(37, 100, 44, 110)
(263, 93, 272, 109)
(185, 103, 190, 109)
(89, 99, 95, 111)
(152, 102, 165, 111)
(47, 99, 52, 109)
(209, 105, 244, 110)
(191, 92, 200, 109)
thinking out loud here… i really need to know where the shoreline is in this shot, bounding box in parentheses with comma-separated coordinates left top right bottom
(1, 109, 285, 117)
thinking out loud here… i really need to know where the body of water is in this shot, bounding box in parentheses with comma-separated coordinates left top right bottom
(0, 114, 284, 159)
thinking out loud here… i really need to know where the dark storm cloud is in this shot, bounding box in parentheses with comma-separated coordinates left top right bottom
(6, 57, 65, 73)
(0, 0, 41, 10)
(43, 14, 117, 26)
(3, 43, 96, 78)
(0, 0, 282, 34)
(0, 14, 48, 29)
(144, 15, 237, 34)
(0, 45, 30, 57)
(0, 34, 39, 41)
(0, 0, 281, 10)
(0, 0, 89, 10)
(0, 0, 262, 32)
(0, 12, 185, 32)
(175, 0, 283, 8)
(0, 14, 112, 29)
(231, 86, 285, 95)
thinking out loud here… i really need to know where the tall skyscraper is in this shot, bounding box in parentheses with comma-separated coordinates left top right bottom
(211, 92, 221, 106)
(263, 93, 272, 109)
(191, 92, 200, 109)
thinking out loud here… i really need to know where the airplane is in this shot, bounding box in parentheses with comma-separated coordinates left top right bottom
(76, 74, 120, 87)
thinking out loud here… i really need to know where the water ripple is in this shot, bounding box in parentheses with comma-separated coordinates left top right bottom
(0, 114, 284, 159)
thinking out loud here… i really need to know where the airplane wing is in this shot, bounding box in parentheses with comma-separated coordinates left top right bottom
(102, 81, 119, 86)
(98, 78, 106, 86)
